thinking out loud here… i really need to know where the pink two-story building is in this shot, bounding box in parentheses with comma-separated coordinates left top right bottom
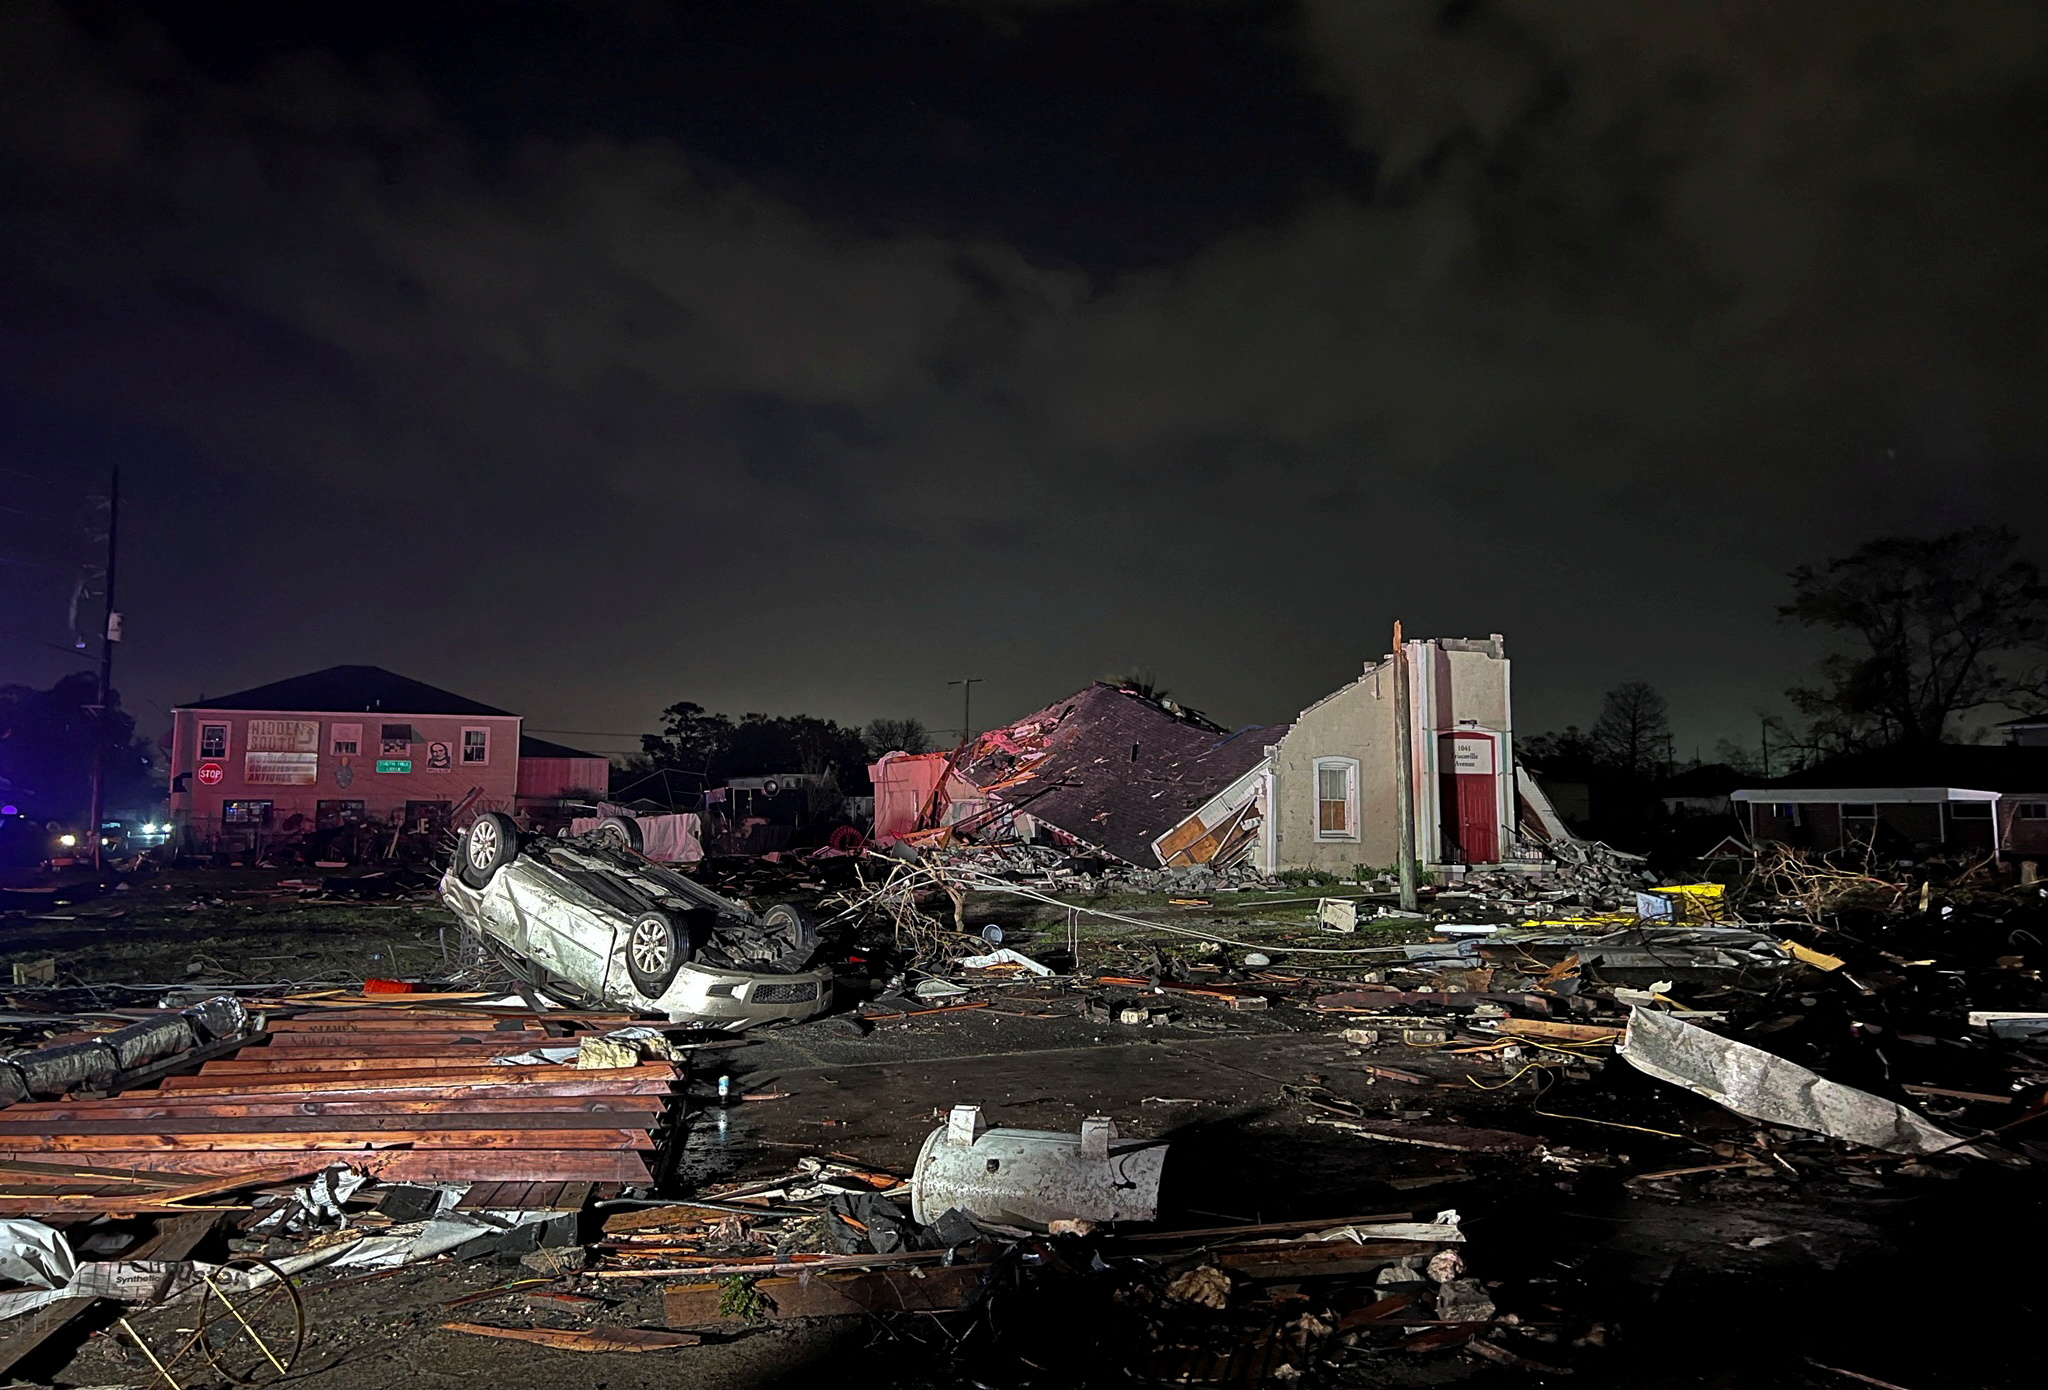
(169, 666, 523, 850)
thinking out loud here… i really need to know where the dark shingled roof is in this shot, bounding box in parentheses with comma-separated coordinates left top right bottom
(519, 734, 603, 760)
(1767, 745, 2048, 794)
(182, 665, 513, 717)
(956, 683, 1286, 864)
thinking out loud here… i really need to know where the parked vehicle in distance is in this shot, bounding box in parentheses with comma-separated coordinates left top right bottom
(438, 813, 832, 1029)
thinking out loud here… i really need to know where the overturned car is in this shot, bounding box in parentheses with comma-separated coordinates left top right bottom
(439, 812, 832, 1030)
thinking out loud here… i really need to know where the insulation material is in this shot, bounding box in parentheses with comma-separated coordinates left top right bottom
(1618, 1006, 1979, 1157)
(100, 1015, 197, 1071)
(11, 1042, 117, 1096)
(181, 995, 248, 1042)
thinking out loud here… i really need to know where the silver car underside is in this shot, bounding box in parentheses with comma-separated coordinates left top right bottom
(439, 829, 832, 1029)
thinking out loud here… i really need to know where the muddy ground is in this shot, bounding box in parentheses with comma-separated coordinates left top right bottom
(5, 867, 2042, 1388)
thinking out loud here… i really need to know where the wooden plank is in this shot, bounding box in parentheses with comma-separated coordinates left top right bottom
(205, 1051, 551, 1070)
(141, 1080, 675, 1104)
(442, 1323, 700, 1352)
(0, 1159, 187, 1187)
(0, 1128, 645, 1152)
(0, 1198, 250, 1216)
(159, 1065, 675, 1094)
(2, 1096, 668, 1121)
(662, 1264, 986, 1324)
(1311, 1117, 1544, 1154)
(1217, 1240, 1443, 1281)
(266, 1018, 550, 1031)
(1492, 1018, 1624, 1044)
(0, 1113, 658, 1137)
(253, 1031, 544, 1044)
(0, 1150, 653, 1182)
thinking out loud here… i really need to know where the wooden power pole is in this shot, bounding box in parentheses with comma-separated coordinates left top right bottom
(948, 677, 983, 743)
(1391, 620, 1420, 912)
(87, 468, 120, 875)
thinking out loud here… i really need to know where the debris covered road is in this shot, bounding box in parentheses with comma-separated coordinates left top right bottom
(0, 838, 2041, 1389)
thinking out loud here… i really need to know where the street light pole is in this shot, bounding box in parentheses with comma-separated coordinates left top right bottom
(87, 467, 120, 875)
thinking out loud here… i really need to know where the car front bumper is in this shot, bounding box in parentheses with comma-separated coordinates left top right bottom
(657, 964, 833, 1030)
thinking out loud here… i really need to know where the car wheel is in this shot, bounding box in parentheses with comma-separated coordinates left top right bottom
(760, 902, 821, 972)
(594, 815, 643, 852)
(625, 911, 684, 997)
(458, 812, 520, 889)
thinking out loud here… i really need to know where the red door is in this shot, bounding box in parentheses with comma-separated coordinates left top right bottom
(1438, 733, 1500, 864)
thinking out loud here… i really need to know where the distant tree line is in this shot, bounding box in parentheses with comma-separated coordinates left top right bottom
(624, 703, 938, 800)
(0, 672, 158, 823)
(1525, 525, 2048, 793)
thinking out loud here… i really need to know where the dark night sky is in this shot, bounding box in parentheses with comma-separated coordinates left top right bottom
(3, 0, 2045, 759)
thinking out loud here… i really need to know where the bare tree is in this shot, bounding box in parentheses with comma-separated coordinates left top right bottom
(1782, 526, 2048, 748)
(863, 717, 932, 757)
(1590, 682, 1671, 780)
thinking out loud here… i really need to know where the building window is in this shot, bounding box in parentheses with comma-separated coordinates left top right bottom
(379, 723, 416, 756)
(461, 727, 490, 765)
(330, 723, 361, 756)
(2019, 802, 2048, 821)
(1314, 757, 1359, 840)
(1950, 801, 1992, 820)
(1769, 803, 1803, 824)
(198, 723, 229, 759)
(221, 800, 272, 826)
(316, 799, 365, 829)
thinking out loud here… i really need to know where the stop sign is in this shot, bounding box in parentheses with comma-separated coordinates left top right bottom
(197, 762, 224, 786)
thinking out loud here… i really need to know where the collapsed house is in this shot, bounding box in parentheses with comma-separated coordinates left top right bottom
(871, 635, 1571, 872)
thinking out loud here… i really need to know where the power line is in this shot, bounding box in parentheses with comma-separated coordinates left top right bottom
(0, 629, 90, 658)
(526, 728, 655, 741)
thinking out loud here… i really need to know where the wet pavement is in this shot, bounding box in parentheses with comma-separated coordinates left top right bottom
(674, 1006, 2043, 1388)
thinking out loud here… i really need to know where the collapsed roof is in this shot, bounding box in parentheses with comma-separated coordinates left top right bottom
(951, 682, 1286, 864)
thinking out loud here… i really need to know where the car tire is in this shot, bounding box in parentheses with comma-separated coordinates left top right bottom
(458, 812, 520, 889)
(594, 815, 643, 852)
(625, 911, 685, 997)
(760, 902, 821, 973)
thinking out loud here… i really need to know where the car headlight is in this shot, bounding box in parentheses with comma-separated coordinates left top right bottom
(58, 834, 76, 847)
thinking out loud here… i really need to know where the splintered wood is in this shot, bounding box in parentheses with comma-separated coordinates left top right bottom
(0, 1004, 678, 1194)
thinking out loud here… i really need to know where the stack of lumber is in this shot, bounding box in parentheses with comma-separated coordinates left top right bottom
(0, 1005, 678, 1185)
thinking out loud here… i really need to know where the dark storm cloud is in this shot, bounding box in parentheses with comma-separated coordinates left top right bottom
(1, 1, 2043, 752)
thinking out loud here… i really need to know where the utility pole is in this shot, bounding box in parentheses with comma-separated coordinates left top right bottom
(1760, 716, 1771, 779)
(87, 468, 120, 875)
(1391, 621, 1419, 912)
(948, 677, 983, 743)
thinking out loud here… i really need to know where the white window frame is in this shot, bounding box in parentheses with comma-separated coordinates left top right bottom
(330, 722, 362, 757)
(460, 726, 491, 766)
(198, 722, 230, 760)
(1313, 756, 1360, 842)
(379, 723, 415, 757)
